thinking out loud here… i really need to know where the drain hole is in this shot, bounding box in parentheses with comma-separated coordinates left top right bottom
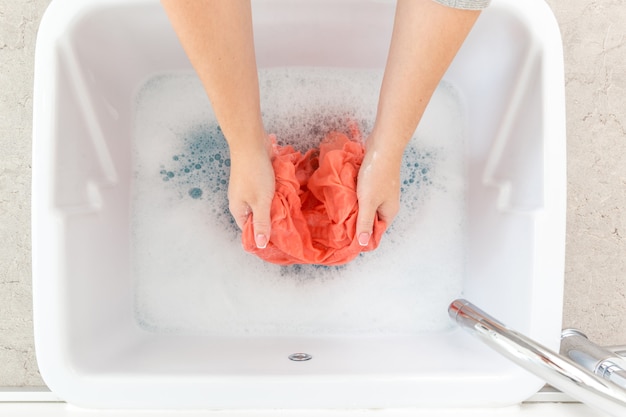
(288, 353, 312, 361)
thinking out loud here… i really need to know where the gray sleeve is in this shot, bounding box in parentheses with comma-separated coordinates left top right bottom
(431, 0, 491, 10)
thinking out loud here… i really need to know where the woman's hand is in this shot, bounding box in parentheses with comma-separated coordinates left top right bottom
(162, 1, 274, 248)
(228, 136, 275, 249)
(355, 0, 481, 246)
(355, 134, 402, 246)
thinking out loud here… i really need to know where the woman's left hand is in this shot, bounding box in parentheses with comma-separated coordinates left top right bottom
(355, 134, 402, 246)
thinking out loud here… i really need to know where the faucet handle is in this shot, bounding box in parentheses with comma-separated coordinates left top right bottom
(561, 328, 626, 389)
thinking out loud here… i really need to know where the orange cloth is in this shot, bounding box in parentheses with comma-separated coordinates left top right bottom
(242, 122, 386, 266)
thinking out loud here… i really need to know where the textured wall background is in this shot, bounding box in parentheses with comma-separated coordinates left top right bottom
(1, 0, 625, 387)
(0, 0, 50, 386)
(549, 0, 626, 347)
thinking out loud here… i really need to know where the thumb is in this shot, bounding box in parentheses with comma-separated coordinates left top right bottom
(250, 201, 272, 249)
(356, 200, 378, 247)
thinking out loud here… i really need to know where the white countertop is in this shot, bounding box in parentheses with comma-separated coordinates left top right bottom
(0, 402, 607, 417)
(0, 387, 610, 416)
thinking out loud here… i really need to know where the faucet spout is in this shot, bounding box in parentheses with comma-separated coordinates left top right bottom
(449, 299, 626, 417)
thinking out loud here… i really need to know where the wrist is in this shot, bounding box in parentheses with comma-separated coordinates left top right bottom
(227, 130, 273, 161)
(365, 127, 408, 166)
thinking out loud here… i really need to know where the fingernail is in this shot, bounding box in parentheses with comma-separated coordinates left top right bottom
(358, 232, 370, 247)
(255, 233, 268, 249)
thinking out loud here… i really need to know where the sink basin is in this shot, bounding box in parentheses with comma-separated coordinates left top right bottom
(32, 0, 566, 409)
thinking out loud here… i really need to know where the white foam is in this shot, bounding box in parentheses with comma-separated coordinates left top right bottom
(131, 68, 467, 336)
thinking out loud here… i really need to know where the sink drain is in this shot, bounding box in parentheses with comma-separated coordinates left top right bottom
(288, 353, 312, 361)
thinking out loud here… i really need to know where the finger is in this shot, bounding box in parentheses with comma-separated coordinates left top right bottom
(376, 198, 400, 226)
(249, 200, 272, 249)
(229, 201, 251, 231)
(356, 199, 378, 247)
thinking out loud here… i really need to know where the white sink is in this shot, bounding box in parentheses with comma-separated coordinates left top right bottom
(32, 0, 566, 409)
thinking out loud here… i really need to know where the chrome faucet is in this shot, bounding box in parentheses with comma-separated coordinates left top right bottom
(449, 299, 626, 417)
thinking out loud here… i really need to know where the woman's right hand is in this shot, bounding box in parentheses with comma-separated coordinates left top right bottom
(162, 0, 274, 247)
(227, 136, 275, 249)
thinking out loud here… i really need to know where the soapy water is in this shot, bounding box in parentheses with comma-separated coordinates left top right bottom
(131, 68, 467, 336)
(153, 118, 433, 240)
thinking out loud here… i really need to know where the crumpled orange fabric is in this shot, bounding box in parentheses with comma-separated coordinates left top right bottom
(242, 122, 387, 266)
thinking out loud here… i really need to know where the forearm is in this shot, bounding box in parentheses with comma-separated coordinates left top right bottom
(370, 0, 480, 158)
(161, 0, 266, 154)
(432, 0, 490, 10)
